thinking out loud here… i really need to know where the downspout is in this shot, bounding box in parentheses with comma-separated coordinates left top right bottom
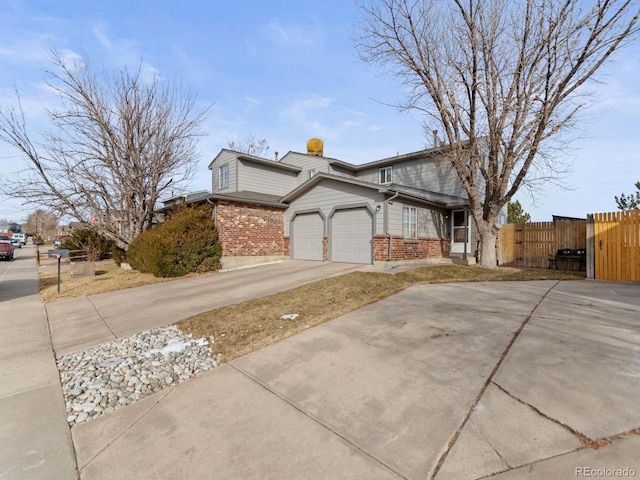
(387, 190, 400, 262)
(207, 198, 217, 227)
(463, 206, 469, 260)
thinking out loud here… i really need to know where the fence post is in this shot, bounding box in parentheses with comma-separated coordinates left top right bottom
(586, 214, 595, 279)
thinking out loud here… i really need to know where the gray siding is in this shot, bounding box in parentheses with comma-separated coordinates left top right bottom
(210, 150, 238, 193)
(355, 156, 467, 198)
(280, 153, 331, 185)
(388, 200, 448, 239)
(328, 164, 357, 179)
(285, 179, 385, 236)
(237, 160, 298, 196)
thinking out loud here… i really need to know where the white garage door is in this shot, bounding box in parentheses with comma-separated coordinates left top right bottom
(292, 213, 324, 261)
(331, 208, 373, 264)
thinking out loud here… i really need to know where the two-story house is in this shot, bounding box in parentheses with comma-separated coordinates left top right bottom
(188, 138, 502, 269)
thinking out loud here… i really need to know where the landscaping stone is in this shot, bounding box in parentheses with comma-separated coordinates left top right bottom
(57, 326, 219, 427)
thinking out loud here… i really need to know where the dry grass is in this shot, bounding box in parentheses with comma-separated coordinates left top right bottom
(179, 265, 584, 363)
(37, 250, 584, 362)
(39, 262, 172, 303)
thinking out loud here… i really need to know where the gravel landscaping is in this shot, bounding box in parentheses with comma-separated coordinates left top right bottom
(57, 326, 219, 426)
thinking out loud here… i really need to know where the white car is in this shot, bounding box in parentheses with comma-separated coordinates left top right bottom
(11, 233, 26, 248)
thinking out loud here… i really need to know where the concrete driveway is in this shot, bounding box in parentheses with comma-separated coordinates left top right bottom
(45, 260, 365, 356)
(70, 280, 640, 479)
(2, 249, 639, 479)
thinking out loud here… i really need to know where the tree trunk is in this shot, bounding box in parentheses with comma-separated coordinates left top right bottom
(478, 230, 498, 269)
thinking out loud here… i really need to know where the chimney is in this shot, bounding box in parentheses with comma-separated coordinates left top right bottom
(274, 151, 279, 161)
(306, 138, 324, 157)
(433, 130, 439, 147)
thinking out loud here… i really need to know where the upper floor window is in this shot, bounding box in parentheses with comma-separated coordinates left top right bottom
(403, 206, 417, 238)
(379, 166, 392, 184)
(219, 164, 229, 189)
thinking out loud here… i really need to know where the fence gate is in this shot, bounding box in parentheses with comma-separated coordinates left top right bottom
(497, 220, 585, 269)
(592, 210, 640, 281)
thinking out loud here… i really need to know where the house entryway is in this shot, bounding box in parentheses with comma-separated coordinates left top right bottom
(450, 209, 471, 256)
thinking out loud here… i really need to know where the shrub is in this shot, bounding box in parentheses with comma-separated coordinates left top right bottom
(111, 245, 127, 266)
(60, 229, 116, 261)
(127, 204, 221, 277)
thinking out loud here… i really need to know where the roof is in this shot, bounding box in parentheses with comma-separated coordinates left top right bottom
(237, 154, 301, 172)
(331, 145, 447, 172)
(387, 184, 468, 208)
(208, 148, 301, 172)
(159, 190, 211, 205)
(278, 146, 447, 173)
(207, 191, 287, 208)
(280, 172, 468, 208)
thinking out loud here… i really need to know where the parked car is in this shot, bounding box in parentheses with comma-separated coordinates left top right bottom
(54, 235, 70, 247)
(0, 234, 15, 260)
(11, 233, 26, 248)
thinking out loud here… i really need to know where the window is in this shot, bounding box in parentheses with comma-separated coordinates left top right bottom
(379, 166, 392, 184)
(403, 206, 417, 238)
(218, 164, 229, 189)
(307, 169, 316, 180)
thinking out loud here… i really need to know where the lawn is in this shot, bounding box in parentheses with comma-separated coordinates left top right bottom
(178, 265, 584, 363)
(37, 256, 584, 363)
(38, 261, 172, 303)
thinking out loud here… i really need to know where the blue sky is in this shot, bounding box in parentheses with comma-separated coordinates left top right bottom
(1, 0, 639, 224)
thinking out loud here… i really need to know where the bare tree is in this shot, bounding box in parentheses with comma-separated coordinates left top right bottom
(25, 209, 60, 240)
(355, 0, 640, 268)
(227, 132, 270, 157)
(0, 50, 208, 250)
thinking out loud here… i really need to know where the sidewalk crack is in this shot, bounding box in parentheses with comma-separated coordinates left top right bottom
(230, 363, 409, 480)
(429, 281, 561, 479)
(491, 381, 640, 450)
(87, 296, 119, 340)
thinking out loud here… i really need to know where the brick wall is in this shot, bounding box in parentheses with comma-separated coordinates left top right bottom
(216, 200, 286, 257)
(374, 234, 449, 262)
(323, 235, 328, 261)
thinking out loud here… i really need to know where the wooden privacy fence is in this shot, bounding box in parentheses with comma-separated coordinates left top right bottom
(497, 221, 586, 269)
(590, 210, 640, 281)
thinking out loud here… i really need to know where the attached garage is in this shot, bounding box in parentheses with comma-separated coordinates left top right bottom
(291, 213, 324, 261)
(330, 208, 373, 264)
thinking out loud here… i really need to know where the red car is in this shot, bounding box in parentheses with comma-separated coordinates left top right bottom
(0, 234, 15, 261)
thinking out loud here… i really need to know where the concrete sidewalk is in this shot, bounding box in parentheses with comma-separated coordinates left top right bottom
(45, 260, 366, 356)
(69, 280, 640, 479)
(2, 249, 640, 479)
(0, 248, 77, 480)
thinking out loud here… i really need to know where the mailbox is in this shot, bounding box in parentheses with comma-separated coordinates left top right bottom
(48, 249, 70, 258)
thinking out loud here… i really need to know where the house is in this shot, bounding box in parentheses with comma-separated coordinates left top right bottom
(170, 138, 505, 269)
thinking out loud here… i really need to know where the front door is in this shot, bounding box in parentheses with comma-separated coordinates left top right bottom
(450, 209, 471, 255)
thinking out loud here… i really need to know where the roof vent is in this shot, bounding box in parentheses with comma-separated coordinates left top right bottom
(307, 138, 324, 157)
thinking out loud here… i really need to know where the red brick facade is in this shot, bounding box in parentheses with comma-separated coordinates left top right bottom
(216, 200, 286, 257)
(214, 201, 449, 263)
(373, 234, 449, 262)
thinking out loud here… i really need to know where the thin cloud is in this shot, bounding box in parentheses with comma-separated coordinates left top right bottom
(92, 25, 112, 50)
(280, 95, 363, 140)
(260, 20, 322, 49)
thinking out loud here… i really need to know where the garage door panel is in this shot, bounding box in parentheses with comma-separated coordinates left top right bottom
(331, 209, 372, 264)
(292, 213, 323, 261)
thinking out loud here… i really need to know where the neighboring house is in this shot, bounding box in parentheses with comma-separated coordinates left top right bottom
(0, 223, 22, 234)
(164, 138, 506, 269)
